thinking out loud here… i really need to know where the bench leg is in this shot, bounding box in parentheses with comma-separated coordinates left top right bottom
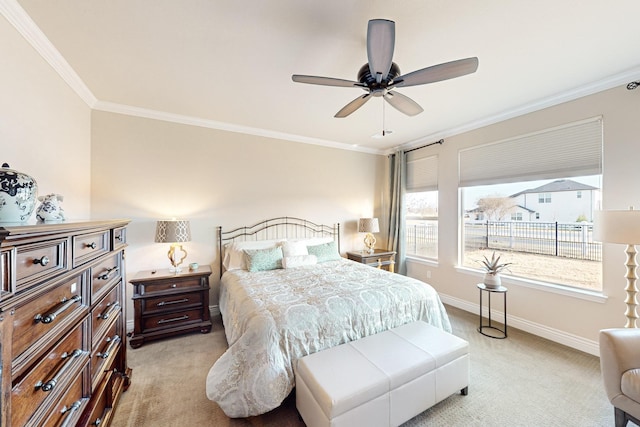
(461, 386, 468, 396)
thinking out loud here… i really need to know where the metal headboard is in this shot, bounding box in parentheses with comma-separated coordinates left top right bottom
(217, 216, 341, 276)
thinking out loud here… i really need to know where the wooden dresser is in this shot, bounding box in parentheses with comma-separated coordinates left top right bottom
(0, 219, 130, 427)
(129, 266, 212, 348)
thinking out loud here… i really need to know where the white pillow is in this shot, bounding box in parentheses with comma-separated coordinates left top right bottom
(288, 236, 334, 247)
(282, 254, 317, 269)
(281, 241, 309, 258)
(223, 239, 285, 271)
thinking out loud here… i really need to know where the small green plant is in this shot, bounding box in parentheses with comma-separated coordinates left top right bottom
(479, 251, 512, 275)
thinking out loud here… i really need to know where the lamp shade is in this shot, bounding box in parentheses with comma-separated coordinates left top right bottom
(593, 209, 640, 244)
(155, 220, 191, 243)
(358, 218, 380, 233)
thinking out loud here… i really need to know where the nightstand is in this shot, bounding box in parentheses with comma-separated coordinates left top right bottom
(129, 265, 212, 348)
(346, 249, 396, 272)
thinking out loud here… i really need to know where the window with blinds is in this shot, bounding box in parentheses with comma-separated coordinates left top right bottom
(459, 117, 603, 291)
(405, 151, 439, 260)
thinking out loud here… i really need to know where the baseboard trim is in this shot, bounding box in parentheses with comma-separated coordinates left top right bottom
(439, 293, 599, 356)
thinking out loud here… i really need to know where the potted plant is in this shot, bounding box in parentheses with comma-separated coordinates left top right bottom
(479, 251, 511, 289)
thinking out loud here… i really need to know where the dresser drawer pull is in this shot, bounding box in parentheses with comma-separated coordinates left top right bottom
(33, 255, 50, 266)
(93, 417, 102, 426)
(158, 315, 189, 324)
(60, 400, 82, 427)
(97, 301, 121, 320)
(97, 266, 119, 281)
(97, 335, 121, 359)
(37, 349, 84, 392)
(115, 233, 123, 241)
(157, 298, 189, 307)
(86, 242, 97, 249)
(34, 295, 82, 324)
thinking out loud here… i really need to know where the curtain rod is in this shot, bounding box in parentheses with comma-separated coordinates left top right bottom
(403, 139, 444, 154)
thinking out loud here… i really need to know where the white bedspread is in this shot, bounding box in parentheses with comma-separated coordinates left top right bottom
(206, 259, 451, 418)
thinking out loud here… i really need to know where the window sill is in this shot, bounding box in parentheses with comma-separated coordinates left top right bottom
(454, 266, 607, 303)
(406, 255, 439, 267)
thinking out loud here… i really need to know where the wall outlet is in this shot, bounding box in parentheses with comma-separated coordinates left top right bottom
(426, 270, 431, 279)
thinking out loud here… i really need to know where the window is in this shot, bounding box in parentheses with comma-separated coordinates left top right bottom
(577, 191, 582, 199)
(538, 193, 551, 203)
(459, 117, 603, 291)
(405, 152, 438, 259)
(510, 212, 523, 221)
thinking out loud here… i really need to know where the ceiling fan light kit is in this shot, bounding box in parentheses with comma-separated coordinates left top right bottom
(292, 19, 479, 120)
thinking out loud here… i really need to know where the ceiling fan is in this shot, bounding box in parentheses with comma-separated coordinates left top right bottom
(292, 19, 479, 118)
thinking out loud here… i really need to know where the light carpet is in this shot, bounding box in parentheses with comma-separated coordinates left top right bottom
(111, 305, 625, 427)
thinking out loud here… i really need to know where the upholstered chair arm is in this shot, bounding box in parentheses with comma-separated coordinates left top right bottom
(599, 328, 640, 401)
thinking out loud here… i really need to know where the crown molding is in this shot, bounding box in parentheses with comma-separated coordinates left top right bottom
(93, 101, 381, 155)
(0, 0, 97, 107)
(392, 64, 640, 155)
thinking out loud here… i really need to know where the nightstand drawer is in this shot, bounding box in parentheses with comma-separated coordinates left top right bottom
(139, 277, 203, 295)
(142, 291, 203, 315)
(142, 308, 203, 332)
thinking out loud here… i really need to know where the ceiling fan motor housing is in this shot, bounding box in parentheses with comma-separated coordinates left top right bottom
(358, 62, 401, 93)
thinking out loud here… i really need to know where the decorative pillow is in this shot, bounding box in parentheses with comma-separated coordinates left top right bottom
(244, 246, 284, 272)
(223, 239, 284, 271)
(281, 241, 309, 258)
(282, 254, 317, 269)
(306, 241, 341, 263)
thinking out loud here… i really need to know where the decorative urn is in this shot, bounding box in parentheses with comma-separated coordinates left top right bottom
(0, 163, 38, 223)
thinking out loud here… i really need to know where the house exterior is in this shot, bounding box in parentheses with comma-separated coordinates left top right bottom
(509, 179, 601, 222)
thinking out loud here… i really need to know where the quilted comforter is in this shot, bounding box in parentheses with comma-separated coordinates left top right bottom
(205, 258, 451, 417)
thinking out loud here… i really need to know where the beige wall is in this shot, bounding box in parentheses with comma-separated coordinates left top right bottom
(89, 111, 387, 317)
(406, 84, 640, 353)
(0, 16, 91, 215)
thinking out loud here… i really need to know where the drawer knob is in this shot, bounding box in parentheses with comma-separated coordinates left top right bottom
(86, 242, 97, 249)
(33, 256, 50, 266)
(171, 284, 177, 288)
(115, 234, 123, 241)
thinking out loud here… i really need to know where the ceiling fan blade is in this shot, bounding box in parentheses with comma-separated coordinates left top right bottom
(383, 91, 424, 116)
(292, 75, 362, 88)
(367, 19, 395, 84)
(335, 93, 372, 118)
(394, 57, 479, 88)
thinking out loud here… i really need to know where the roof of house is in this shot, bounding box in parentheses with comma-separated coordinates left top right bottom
(510, 179, 599, 197)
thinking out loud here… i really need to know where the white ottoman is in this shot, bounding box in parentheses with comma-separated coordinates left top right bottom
(295, 321, 469, 427)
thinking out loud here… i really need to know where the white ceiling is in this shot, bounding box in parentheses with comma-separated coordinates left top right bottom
(8, 0, 640, 153)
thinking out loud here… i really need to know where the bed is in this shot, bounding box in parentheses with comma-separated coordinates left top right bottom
(205, 217, 451, 418)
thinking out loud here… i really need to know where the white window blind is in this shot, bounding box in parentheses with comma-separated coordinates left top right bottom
(459, 117, 603, 187)
(407, 152, 438, 192)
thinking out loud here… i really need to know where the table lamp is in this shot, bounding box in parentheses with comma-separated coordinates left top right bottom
(155, 219, 191, 272)
(594, 207, 640, 328)
(358, 218, 379, 254)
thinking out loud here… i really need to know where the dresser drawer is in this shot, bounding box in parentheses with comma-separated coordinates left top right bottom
(16, 238, 69, 292)
(73, 230, 110, 268)
(91, 320, 122, 387)
(142, 308, 203, 332)
(139, 276, 202, 296)
(142, 290, 203, 315)
(0, 248, 14, 302)
(91, 253, 121, 304)
(12, 272, 88, 376)
(11, 320, 89, 427)
(112, 226, 127, 251)
(91, 284, 122, 345)
(40, 370, 88, 427)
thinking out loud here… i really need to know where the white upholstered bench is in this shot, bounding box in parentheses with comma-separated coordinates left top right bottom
(295, 321, 469, 427)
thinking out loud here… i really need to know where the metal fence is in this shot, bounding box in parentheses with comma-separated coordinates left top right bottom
(407, 220, 602, 261)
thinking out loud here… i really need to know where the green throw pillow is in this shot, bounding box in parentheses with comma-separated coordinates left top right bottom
(306, 241, 341, 263)
(243, 246, 283, 272)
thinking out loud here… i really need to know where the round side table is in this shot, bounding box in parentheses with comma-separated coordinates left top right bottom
(477, 283, 508, 339)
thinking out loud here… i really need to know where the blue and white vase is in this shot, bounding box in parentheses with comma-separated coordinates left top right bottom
(0, 163, 38, 223)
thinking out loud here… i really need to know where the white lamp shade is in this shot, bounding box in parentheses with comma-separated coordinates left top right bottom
(358, 218, 380, 233)
(593, 209, 640, 244)
(155, 220, 191, 243)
